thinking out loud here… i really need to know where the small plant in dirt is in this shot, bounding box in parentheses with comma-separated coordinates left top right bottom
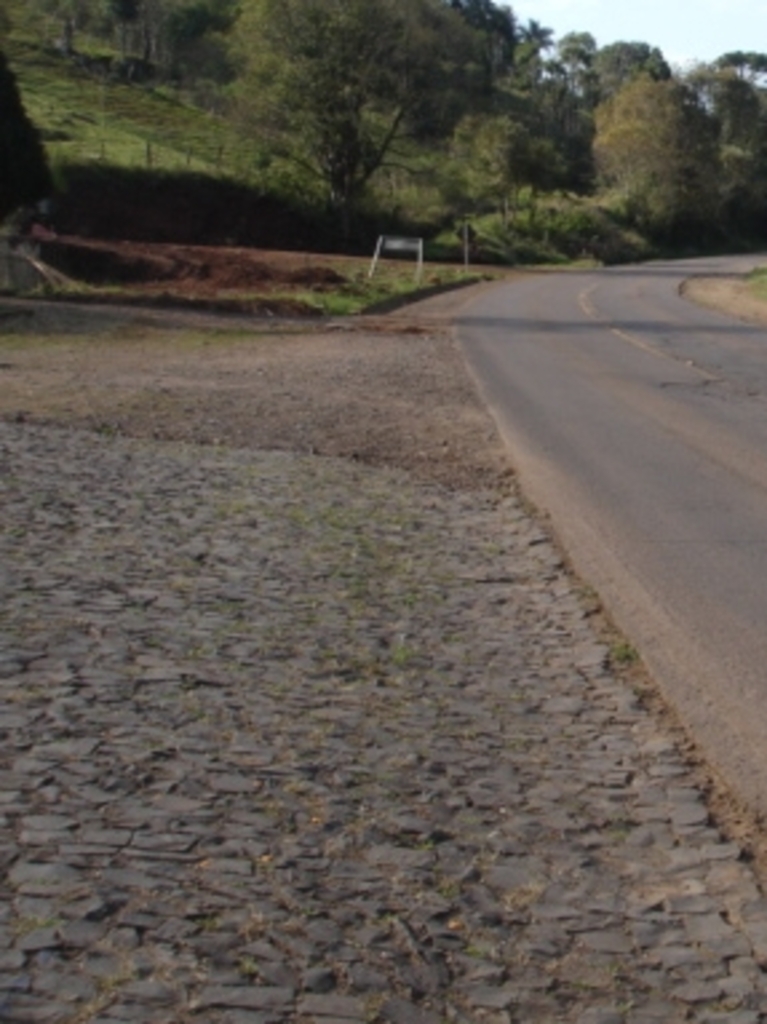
(610, 640, 640, 666)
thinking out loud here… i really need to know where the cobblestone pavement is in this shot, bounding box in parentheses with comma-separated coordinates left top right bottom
(2, 420, 767, 1024)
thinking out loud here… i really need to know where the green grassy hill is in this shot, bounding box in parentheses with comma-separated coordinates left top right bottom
(1, 1, 333, 247)
(3, 1, 263, 185)
(0, 2, 649, 262)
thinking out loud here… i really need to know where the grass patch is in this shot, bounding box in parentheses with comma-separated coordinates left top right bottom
(4, 31, 265, 183)
(747, 267, 767, 303)
(610, 640, 640, 667)
(317, 264, 487, 315)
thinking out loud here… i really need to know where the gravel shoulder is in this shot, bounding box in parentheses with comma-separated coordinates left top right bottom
(682, 274, 767, 325)
(0, 285, 510, 492)
(2, 285, 767, 1023)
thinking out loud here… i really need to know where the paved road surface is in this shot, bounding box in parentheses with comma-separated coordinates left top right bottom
(458, 256, 767, 816)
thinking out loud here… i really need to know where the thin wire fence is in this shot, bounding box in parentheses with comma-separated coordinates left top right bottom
(48, 137, 256, 179)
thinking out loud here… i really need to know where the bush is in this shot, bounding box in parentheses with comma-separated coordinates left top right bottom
(436, 198, 650, 267)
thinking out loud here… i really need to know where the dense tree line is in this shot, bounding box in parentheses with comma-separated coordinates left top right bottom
(29, 0, 238, 87)
(11, 0, 767, 250)
(231, 2, 767, 246)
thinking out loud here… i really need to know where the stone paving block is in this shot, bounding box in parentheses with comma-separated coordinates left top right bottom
(673, 979, 726, 1003)
(119, 979, 177, 1004)
(380, 997, 445, 1024)
(296, 993, 366, 1019)
(699, 1014, 761, 1024)
(0, 992, 72, 1022)
(2, 423, 767, 1024)
(579, 930, 634, 954)
(196, 986, 295, 1011)
(685, 913, 739, 944)
(577, 1011, 625, 1024)
(15, 929, 61, 954)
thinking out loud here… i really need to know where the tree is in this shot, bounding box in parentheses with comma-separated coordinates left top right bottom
(448, 0, 518, 92)
(529, 70, 595, 192)
(235, 0, 475, 235)
(451, 112, 561, 221)
(514, 17, 554, 90)
(593, 41, 671, 101)
(715, 51, 767, 85)
(686, 63, 767, 233)
(556, 32, 598, 105)
(594, 76, 720, 241)
(109, 0, 141, 18)
(31, 0, 96, 54)
(520, 19, 554, 52)
(108, 0, 141, 57)
(0, 51, 53, 222)
(163, 0, 238, 87)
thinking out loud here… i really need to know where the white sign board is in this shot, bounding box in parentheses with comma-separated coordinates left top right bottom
(369, 235, 424, 282)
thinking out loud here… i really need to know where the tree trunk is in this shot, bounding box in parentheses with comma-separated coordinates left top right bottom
(61, 16, 74, 56)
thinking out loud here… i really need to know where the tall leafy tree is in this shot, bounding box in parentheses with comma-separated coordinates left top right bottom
(447, 0, 518, 92)
(451, 111, 560, 220)
(593, 41, 670, 101)
(108, 0, 141, 57)
(520, 19, 553, 51)
(687, 62, 767, 233)
(31, 0, 95, 54)
(490, 28, 595, 195)
(556, 32, 598, 105)
(595, 76, 720, 241)
(715, 51, 767, 85)
(162, 0, 238, 86)
(514, 17, 554, 89)
(528, 71, 595, 192)
(0, 51, 53, 222)
(235, 0, 475, 234)
(108, 0, 141, 18)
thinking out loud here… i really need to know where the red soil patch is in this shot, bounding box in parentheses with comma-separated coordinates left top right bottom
(38, 235, 351, 313)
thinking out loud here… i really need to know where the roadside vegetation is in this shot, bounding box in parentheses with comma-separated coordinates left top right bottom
(5, 0, 767, 271)
(748, 268, 767, 304)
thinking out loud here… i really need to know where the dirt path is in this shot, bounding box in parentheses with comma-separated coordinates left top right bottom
(0, 283, 511, 493)
(2, 266, 763, 494)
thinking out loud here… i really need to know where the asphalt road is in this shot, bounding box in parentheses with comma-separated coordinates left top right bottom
(457, 255, 767, 816)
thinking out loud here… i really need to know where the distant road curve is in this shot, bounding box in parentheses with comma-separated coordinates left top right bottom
(457, 254, 767, 815)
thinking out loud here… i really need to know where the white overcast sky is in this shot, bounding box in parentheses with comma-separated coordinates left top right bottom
(510, 0, 767, 68)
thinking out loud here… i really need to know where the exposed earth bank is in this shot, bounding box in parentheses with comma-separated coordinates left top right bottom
(36, 235, 361, 316)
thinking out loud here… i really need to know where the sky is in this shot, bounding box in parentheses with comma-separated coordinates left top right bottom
(509, 0, 767, 69)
